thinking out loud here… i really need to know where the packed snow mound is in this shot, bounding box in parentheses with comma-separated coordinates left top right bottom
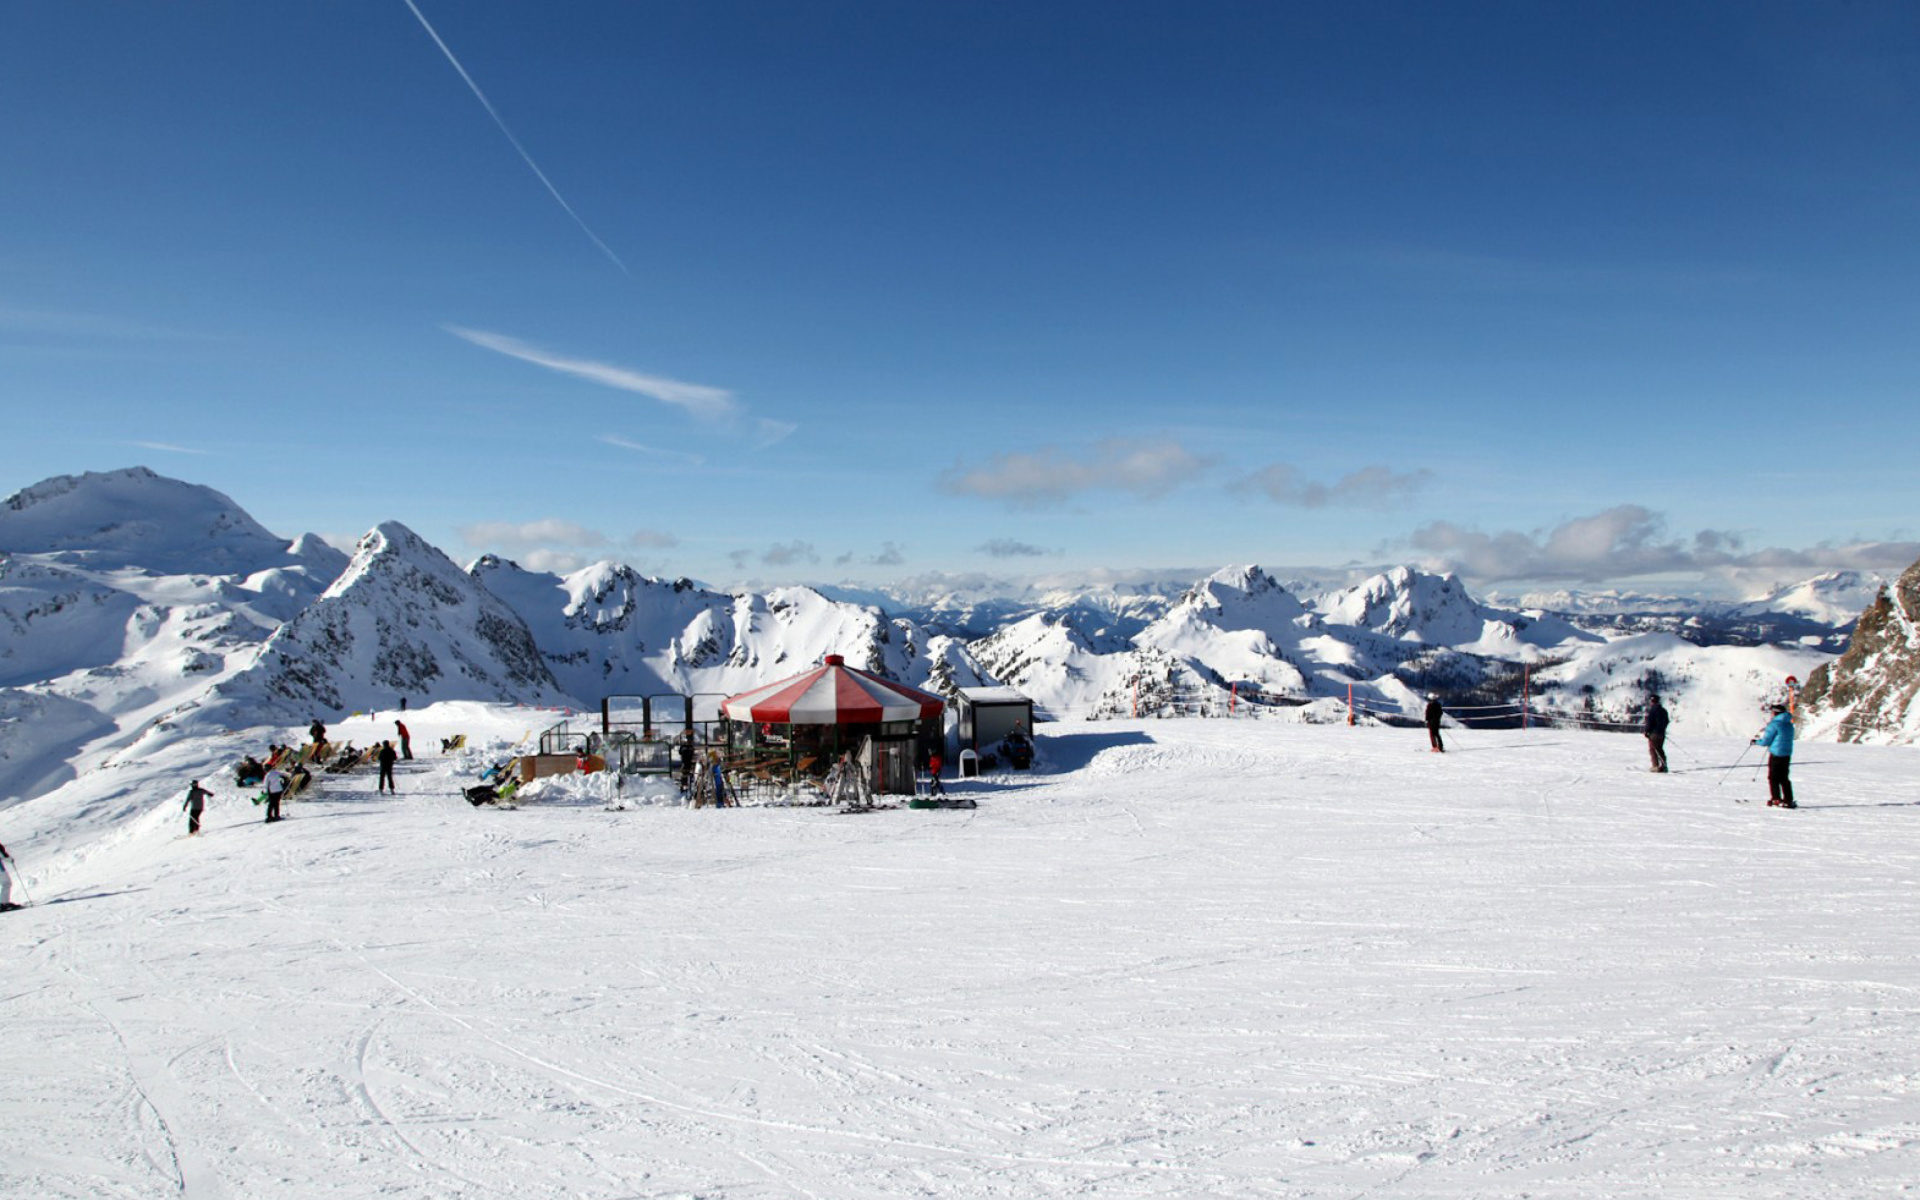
(0, 466, 341, 578)
(209, 522, 568, 719)
(1800, 557, 1920, 744)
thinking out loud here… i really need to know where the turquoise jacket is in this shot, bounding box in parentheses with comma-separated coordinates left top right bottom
(1756, 711, 1795, 758)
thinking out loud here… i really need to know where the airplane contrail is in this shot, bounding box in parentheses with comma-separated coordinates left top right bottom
(402, 0, 629, 275)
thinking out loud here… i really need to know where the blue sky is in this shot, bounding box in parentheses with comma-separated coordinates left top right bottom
(3, 1, 1916, 596)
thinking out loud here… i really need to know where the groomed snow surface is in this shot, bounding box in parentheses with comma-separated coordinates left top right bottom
(4, 707, 1918, 1198)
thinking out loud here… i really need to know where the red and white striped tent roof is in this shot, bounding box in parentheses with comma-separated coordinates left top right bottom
(721, 655, 945, 724)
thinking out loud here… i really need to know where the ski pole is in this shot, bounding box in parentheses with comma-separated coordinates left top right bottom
(6, 859, 32, 907)
(1716, 741, 1753, 786)
(1664, 736, 1700, 767)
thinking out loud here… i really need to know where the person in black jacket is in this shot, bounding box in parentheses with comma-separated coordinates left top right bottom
(377, 741, 399, 794)
(1644, 694, 1670, 773)
(1424, 695, 1445, 753)
(183, 780, 212, 835)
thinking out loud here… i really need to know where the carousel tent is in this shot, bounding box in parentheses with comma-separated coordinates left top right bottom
(721, 654, 943, 724)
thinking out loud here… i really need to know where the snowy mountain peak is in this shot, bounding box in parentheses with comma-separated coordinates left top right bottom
(0, 466, 300, 575)
(212, 520, 567, 717)
(1172, 565, 1303, 621)
(1740, 570, 1888, 628)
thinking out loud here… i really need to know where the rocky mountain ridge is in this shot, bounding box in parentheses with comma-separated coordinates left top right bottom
(1800, 557, 1920, 744)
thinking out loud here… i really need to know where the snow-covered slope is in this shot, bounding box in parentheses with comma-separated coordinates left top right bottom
(0, 466, 342, 578)
(1800, 557, 1920, 745)
(0, 469, 348, 805)
(6, 710, 1920, 1198)
(1739, 569, 1887, 628)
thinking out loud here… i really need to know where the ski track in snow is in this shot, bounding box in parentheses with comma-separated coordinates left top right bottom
(3, 709, 1920, 1197)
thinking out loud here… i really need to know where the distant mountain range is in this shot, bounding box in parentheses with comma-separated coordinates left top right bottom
(2, 467, 1911, 805)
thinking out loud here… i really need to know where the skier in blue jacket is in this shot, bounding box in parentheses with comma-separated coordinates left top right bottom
(1754, 704, 1796, 808)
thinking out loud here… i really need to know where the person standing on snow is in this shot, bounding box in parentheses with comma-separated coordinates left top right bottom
(309, 719, 328, 757)
(1755, 704, 1796, 808)
(395, 719, 412, 760)
(183, 779, 212, 836)
(677, 730, 697, 795)
(1424, 694, 1446, 753)
(377, 741, 399, 795)
(0, 841, 18, 910)
(262, 766, 288, 823)
(927, 751, 946, 797)
(1644, 694, 1670, 773)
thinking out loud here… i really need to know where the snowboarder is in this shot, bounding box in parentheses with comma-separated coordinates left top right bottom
(1644, 694, 1670, 773)
(1755, 704, 1796, 808)
(1424, 694, 1446, 753)
(395, 719, 412, 760)
(377, 741, 399, 795)
(0, 841, 18, 910)
(262, 766, 287, 823)
(183, 779, 211, 836)
(927, 751, 946, 797)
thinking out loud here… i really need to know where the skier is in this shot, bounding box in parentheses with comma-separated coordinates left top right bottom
(377, 741, 399, 795)
(1644, 694, 1670, 773)
(0, 840, 18, 911)
(1754, 704, 1796, 808)
(262, 765, 287, 823)
(1424, 694, 1446, 753)
(395, 719, 412, 760)
(927, 751, 946, 797)
(183, 779, 212, 836)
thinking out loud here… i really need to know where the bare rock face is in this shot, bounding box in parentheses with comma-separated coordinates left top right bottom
(1800, 555, 1920, 744)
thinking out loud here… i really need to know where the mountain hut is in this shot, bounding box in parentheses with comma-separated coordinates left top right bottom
(719, 654, 945, 794)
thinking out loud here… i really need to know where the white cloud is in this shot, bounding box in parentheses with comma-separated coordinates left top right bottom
(1407, 505, 1920, 584)
(977, 538, 1058, 559)
(459, 518, 608, 553)
(1234, 463, 1431, 508)
(446, 326, 736, 420)
(127, 440, 209, 456)
(627, 528, 679, 549)
(517, 548, 591, 574)
(940, 438, 1210, 508)
(761, 540, 819, 566)
(598, 434, 706, 466)
(754, 418, 798, 449)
